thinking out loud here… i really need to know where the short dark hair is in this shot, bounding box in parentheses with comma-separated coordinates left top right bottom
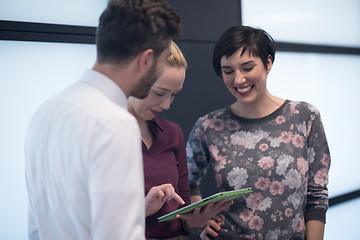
(212, 25, 277, 77)
(96, 0, 181, 63)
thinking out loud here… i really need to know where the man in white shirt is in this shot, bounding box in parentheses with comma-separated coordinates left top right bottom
(24, 1, 180, 239)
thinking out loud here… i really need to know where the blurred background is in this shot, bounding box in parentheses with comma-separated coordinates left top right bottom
(1, 0, 359, 239)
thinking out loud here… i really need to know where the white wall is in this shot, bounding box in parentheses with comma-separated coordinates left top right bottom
(0, 40, 97, 239)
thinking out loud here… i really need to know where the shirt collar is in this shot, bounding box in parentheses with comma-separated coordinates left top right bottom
(148, 117, 164, 134)
(79, 69, 128, 109)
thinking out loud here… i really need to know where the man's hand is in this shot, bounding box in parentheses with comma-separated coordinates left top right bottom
(145, 184, 185, 217)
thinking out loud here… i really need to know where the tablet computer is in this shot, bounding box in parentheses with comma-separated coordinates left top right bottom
(158, 187, 252, 222)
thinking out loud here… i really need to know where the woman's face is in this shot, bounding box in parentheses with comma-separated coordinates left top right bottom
(220, 48, 272, 105)
(128, 65, 185, 121)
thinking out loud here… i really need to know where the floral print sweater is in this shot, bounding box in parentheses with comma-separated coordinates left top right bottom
(186, 100, 330, 240)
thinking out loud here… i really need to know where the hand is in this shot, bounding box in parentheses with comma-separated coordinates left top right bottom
(145, 183, 185, 217)
(177, 199, 232, 229)
(200, 215, 222, 240)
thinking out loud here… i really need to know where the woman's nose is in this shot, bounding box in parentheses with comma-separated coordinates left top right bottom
(160, 97, 172, 110)
(234, 71, 246, 84)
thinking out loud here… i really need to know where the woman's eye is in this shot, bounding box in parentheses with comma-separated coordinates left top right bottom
(244, 66, 254, 71)
(154, 92, 163, 96)
(223, 70, 233, 75)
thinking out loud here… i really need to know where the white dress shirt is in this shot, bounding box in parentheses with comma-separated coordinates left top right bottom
(25, 69, 145, 240)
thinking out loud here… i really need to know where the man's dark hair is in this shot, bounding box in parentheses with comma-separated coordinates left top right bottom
(213, 25, 277, 77)
(96, 0, 181, 63)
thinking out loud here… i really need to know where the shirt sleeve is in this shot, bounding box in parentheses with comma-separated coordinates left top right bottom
(88, 117, 145, 240)
(175, 125, 191, 235)
(305, 109, 331, 223)
(186, 118, 210, 196)
(176, 125, 191, 205)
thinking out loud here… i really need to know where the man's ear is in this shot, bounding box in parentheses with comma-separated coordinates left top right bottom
(266, 55, 273, 74)
(138, 49, 155, 73)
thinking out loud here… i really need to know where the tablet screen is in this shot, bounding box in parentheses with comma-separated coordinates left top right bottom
(158, 187, 253, 222)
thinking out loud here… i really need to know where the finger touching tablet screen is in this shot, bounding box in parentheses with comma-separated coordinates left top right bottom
(158, 187, 253, 222)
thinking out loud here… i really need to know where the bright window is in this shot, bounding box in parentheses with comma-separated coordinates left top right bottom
(0, 40, 96, 239)
(242, 0, 360, 47)
(268, 52, 360, 198)
(0, 0, 107, 26)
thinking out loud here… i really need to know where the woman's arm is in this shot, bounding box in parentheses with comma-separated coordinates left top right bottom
(306, 220, 325, 240)
(191, 195, 202, 203)
(305, 107, 330, 238)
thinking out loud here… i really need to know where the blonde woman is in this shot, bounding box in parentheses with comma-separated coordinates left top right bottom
(128, 42, 232, 240)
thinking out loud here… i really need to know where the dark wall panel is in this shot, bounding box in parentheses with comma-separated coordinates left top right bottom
(162, 0, 242, 140)
(159, 41, 234, 141)
(157, 5, 242, 239)
(167, 0, 241, 41)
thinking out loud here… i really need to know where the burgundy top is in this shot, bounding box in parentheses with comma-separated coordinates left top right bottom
(143, 116, 191, 238)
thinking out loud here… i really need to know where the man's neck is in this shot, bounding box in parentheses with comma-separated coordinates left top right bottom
(92, 61, 137, 98)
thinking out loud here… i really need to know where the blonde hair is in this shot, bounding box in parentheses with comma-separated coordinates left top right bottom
(166, 41, 187, 69)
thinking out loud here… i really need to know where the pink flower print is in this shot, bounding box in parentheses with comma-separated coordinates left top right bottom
(320, 153, 330, 167)
(193, 128, 205, 141)
(209, 145, 219, 156)
(214, 155, 226, 172)
(215, 173, 223, 188)
(258, 197, 272, 211)
(214, 111, 223, 118)
(283, 169, 301, 189)
(269, 181, 284, 195)
(284, 208, 293, 217)
(271, 210, 283, 222)
(290, 104, 299, 114)
(227, 167, 248, 189)
(292, 134, 305, 148)
(258, 143, 269, 152)
(297, 157, 309, 176)
(276, 115, 286, 124)
(239, 209, 254, 222)
(314, 168, 328, 186)
(254, 177, 271, 191)
(208, 119, 225, 131)
(225, 119, 241, 131)
(202, 120, 210, 131)
(295, 218, 305, 232)
(248, 157, 253, 162)
(306, 121, 312, 137)
(279, 131, 293, 144)
(248, 216, 264, 231)
(246, 193, 264, 211)
(258, 156, 275, 170)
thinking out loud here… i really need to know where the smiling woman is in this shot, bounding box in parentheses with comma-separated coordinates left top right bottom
(186, 26, 331, 240)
